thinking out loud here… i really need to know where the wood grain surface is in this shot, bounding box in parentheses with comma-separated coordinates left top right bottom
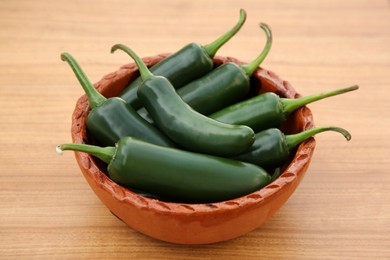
(0, 0, 389, 259)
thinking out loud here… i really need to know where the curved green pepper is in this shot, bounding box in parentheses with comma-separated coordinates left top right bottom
(210, 85, 359, 132)
(111, 44, 255, 156)
(61, 53, 176, 148)
(57, 137, 272, 203)
(233, 126, 351, 168)
(119, 9, 247, 110)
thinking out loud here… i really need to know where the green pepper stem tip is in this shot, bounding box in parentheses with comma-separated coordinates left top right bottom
(61, 52, 106, 108)
(55, 143, 115, 164)
(203, 9, 247, 58)
(282, 85, 359, 115)
(240, 22, 273, 76)
(111, 44, 153, 81)
(60, 53, 68, 62)
(56, 146, 63, 155)
(285, 126, 351, 150)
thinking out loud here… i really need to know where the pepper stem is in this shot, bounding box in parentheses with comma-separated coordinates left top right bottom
(111, 44, 153, 81)
(285, 126, 351, 150)
(56, 143, 115, 164)
(282, 85, 359, 115)
(240, 23, 273, 76)
(203, 9, 247, 58)
(61, 53, 106, 109)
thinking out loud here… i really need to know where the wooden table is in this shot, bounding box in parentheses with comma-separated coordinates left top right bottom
(1, 0, 389, 258)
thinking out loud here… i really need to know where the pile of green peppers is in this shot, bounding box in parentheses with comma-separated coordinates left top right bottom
(57, 10, 358, 203)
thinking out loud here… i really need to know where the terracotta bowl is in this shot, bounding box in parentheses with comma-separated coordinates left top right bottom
(70, 54, 316, 244)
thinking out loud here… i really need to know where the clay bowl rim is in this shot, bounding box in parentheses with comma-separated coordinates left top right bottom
(71, 54, 316, 216)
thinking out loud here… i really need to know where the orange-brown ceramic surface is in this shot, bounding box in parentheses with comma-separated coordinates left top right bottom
(71, 54, 316, 244)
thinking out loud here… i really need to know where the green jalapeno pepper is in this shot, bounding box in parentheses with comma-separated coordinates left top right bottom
(233, 126, 351, 168)
(61, 53, 176, 148)
(136, 22, 272, 122)
(119, 9, 247, 110)
(56, 137, 272, 203)
(210, 85, 359, 132)
(176, 23, 272, 115)
(111, 44, 255, 156)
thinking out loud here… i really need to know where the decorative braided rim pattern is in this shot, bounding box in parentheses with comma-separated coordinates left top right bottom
(71, 54, 316, 217)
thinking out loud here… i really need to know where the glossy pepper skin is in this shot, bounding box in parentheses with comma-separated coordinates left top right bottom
(210, 85, 359, 132)
(112, 44, 255, 156)
(232, 126, 351, 168)
(177, 23, 273, 115)
(120, 9, 247, 110)
(136, 23, 272, 122)
(61, 53, 176, 148)
(57, 137, 272, 203)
